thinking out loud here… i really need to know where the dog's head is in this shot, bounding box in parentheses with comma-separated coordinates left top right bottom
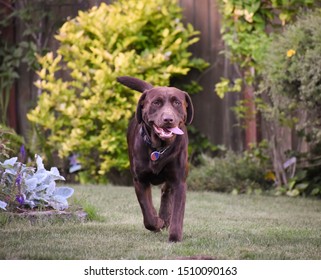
(117, 76, 194, 141)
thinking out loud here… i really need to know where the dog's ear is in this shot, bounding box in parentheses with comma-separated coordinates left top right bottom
(136, 92, 146, 123)
(117, 76, 153, 123)
(184, 92, 194, 125)
(117, 76, 153, 93)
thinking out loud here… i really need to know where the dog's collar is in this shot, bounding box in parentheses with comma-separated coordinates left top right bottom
(139, 124, 170, 161)
(140, 124, 152, 146)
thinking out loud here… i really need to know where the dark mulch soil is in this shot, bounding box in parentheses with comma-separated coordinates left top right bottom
(3, 206, 87, 224)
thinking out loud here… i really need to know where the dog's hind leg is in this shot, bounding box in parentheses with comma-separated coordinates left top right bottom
(159, 183, 173, 229)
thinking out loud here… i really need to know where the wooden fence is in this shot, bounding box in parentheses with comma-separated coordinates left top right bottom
(179, 0, 244, 151)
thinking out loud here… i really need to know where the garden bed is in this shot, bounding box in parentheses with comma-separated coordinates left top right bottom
(3, 208, 87, 224)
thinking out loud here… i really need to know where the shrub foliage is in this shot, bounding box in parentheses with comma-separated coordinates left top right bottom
(260, 10, 321, 197)
(188, 149, 270, 194)
(262, 10, 321, 134)
(27, 0, 207, 181)
(0, 124, 25, 161)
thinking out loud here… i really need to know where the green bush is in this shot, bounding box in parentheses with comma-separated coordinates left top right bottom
(187, 148, 271, 194)
(260, 10, 321, 197)
(0, 125, 25, 162)
(187, 126, 221, 165)
(27, 0, 207, 182)
(261, 10, 321, 141)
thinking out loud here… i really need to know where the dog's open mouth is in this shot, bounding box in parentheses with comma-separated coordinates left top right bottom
(153, 124, 184, 139)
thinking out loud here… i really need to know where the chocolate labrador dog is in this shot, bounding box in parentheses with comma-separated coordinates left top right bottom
(117, 76, 194, 242)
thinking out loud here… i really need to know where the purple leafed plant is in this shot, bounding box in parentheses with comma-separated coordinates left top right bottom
(0, 155, 74, 211)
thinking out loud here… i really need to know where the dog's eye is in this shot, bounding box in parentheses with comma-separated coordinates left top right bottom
(152, 100, 162, 107)
(173, 100, 181, 107)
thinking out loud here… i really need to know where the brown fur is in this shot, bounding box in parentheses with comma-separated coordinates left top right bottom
(117, 76, 194, 242)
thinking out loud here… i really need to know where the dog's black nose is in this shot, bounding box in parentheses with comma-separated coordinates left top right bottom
(163, 114, 174, 124)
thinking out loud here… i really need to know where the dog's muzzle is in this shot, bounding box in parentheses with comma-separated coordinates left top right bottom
(153, 124, 184, 140)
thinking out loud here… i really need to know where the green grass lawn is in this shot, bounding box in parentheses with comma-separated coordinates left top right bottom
(1, 184, 321, 260)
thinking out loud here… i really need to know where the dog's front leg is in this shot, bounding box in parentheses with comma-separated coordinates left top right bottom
(168, 182, 187, 242)
(134, 179, 164, 232)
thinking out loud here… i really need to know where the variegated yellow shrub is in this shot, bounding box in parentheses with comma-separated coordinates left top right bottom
(27, 0, 207, 182)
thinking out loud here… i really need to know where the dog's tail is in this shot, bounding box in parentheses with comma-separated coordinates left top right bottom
(117, 76, 153, 93)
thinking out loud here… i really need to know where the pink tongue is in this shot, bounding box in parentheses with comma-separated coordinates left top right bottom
(168, 127, 184, 135)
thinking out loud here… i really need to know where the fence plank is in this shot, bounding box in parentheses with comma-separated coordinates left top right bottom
(180, 0, 243, 150)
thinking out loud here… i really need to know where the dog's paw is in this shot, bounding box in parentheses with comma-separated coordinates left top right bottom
(144, 216, 165, 232)
(168, 233, 182, 243)
(155, 216, 165, 231)
(168, 228, 183, 242)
